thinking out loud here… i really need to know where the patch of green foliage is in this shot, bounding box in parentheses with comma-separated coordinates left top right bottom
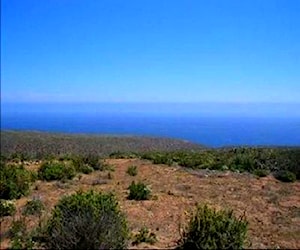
(0, 199, 16, 217)
(132, 226, 157, 245)
(38, 161, 76, 181)
(142, 152, 173, 165)
(141, 148, 300, 181)
(7, 152, 31, 163)
(274, 170, 296, 183)
(10, 219, 27, 250)
(79, 164, 94, 174)
(103, 163, 115, 172)
(0, 161, 36, 200)
(74, 162, 94, 174)
(38, 190, 128, 249)
(79, 155, 102, 170)
(109, 151, 140, 159)
(22, 198, 44, 216)
(128, 181, 151, 200)
(177, 204, 248, 249)
(70, 155, 112, 172)
(9, 217, 36, 250)
(10, 218, 27, 238)
(126, 165, 138, 176)
(253, 169, 270, 177)
(275, 149, 300, 179)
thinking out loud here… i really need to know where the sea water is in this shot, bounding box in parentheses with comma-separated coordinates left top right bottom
(1, 103, 300, 147)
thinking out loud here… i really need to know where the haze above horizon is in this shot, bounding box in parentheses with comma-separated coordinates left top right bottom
(2, 0, 300, 105)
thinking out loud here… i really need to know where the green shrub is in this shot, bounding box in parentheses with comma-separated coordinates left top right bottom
(38, 161, 76, 181)
(176, 153, 209, 169)
(10, 218, 27, 238)
(84, 155, 100, 168)
(128, 181, 151, 200)
(71, 156, 94, 174)
(109, 151, 139, 159)
(72, 155, 112, 171)
(9, 152, 30, 162)
(10, 237, 23, 250)
(177, 204, 248, 249)
(102, 163, 115, 172)
(0, 154, 8, 163)
(0, 162, 35, 200)
(142, 152, 173, 166)
(132, 226, 157, 245)
(274, 170, 296, 183)
(22, 198, 44, 216)
(40, 190, 128, 249)
(9, 217, 36, 250)
(0, 199, 16, 217)
(253, 169, 270, 177)
(10, 219, 28, 250)
(78, 164, 94, 174)
(276, 149, 300, 179)
(82, 155, 103, 170)
(126, 165, 138, 176)
(83, 165, 94, 174)
(153, 155, 173, 165)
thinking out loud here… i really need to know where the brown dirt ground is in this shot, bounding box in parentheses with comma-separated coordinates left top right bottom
(1, 158, 300, 249)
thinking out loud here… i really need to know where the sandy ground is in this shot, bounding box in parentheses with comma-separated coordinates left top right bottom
(1, 158, 299, 249)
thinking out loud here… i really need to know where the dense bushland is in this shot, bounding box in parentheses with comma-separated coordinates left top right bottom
(2, 131, 299, 180)
(141, 148, 300, 180)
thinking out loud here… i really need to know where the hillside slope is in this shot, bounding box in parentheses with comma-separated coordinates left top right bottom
(0, 130, 205, 158)
(1, 158, 299, 249)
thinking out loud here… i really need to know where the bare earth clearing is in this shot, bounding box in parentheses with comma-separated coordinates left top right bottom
(1, 158, 299, 249)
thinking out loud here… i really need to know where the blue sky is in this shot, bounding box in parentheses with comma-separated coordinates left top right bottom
(1, 0, 300, 103)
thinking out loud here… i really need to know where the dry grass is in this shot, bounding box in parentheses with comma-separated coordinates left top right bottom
(1, 158, 299, 249)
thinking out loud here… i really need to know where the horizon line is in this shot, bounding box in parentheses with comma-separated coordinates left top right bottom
(2, 101, 300, 105)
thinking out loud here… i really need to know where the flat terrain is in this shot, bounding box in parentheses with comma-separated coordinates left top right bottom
(1, 158, 299, 249)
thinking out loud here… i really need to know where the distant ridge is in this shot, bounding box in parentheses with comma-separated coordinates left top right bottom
(0, 130, 205, 158)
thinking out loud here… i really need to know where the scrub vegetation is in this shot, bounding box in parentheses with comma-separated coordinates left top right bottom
(177, 204, 248, 249)
(0, 131, 299, 249)
(140, 148, 300, 181)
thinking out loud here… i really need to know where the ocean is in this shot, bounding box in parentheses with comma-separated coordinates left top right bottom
(1, 103, 300, 147)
